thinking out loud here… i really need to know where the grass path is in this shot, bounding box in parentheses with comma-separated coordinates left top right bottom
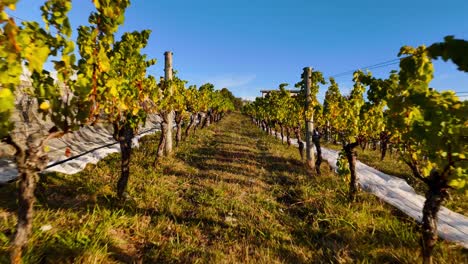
(0, 113, 466, 263)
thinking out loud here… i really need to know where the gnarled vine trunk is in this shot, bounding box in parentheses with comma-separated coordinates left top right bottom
(380, 131, 389, 160)
(344, 141, 359, 201)
(185, 113, 197, 139)
(312, 129, 323, 175)
(11, 168, 37, 264)
(286, 127, 292, 146)
(421, 172, 448, 264)
(175, 113, 183, 147)
(10, 136, 48, 264)
(202, 111, 211, 129)
(209, 111, 215, 124)
(154, 119, 167, 166)
(293, 127, 304, 160)
(115, 124, 134, 199)
(279, 123, 284, 144)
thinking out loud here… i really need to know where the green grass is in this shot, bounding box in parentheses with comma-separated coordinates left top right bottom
(322, 141, 468, 215)
(0, 113, 466, 263)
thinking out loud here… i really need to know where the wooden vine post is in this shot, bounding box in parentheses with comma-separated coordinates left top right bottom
(303, 67, 315, 171)
(164, 51, 174, 155)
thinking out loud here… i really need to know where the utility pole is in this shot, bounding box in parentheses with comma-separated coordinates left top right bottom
(164, 51, 174, 155)
(304, 67, 315, 171)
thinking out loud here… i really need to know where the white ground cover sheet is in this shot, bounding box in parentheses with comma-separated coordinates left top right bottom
(269, 131, 468, 248)
(0, 115, 161, 182)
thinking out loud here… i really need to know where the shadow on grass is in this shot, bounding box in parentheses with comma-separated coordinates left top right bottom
(165, 167, 259, 188)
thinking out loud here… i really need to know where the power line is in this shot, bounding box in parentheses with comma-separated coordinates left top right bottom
(8, 14, 26, 22)
(329, 58, 402, 79)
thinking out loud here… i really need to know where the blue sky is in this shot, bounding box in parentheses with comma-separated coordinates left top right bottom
(8, 0, 468, 101)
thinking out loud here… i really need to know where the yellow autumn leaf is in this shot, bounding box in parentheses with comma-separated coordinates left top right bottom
(39, 101, 50, 111)
(120, 102, 128, 110)
(109, 86, 118, 96)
